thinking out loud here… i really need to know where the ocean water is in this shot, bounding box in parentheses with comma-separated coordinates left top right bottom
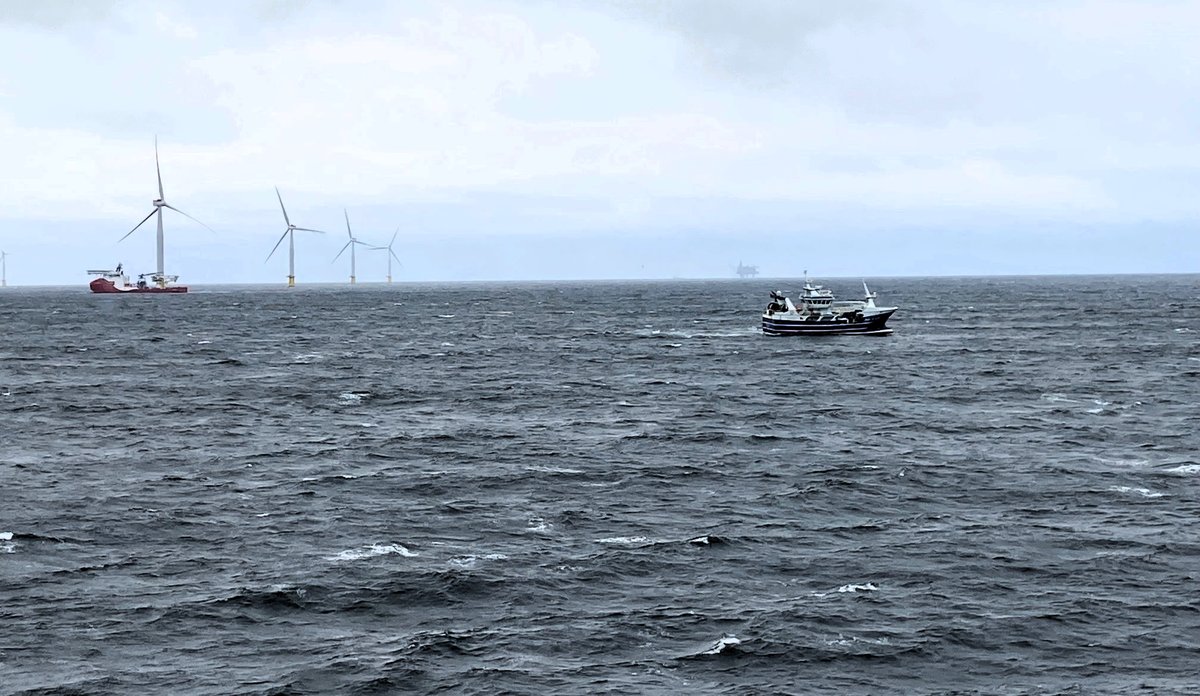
(1, 275, 1198, 695)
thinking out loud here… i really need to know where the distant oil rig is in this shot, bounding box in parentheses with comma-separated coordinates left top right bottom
(736, 261, 759, 278)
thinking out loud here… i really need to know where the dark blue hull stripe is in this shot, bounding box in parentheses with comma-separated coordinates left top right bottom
(762, 312, 895, 336)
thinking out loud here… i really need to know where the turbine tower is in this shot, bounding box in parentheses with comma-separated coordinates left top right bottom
(333, 209, 369, 284)
(369, 228, 403, 283)
(1, 250, 7, 287)
(267, 187, 327, 287)
(119, 136, 212, 288)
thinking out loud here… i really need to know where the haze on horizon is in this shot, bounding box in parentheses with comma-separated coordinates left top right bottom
(0, 0, 1197, 286)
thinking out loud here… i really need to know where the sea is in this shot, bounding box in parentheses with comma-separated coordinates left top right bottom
(1, 275, 1198, 695)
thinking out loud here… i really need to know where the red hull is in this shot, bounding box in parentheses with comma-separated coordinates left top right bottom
(90, 278, 188, 294)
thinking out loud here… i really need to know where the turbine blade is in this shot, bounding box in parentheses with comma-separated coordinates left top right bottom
(389, 228, 398, 247)
(332, 240, 352, 262)
(391, 249, 403, 266)
(294, 227, 327, 234)
(274, 187, 292, 225)
(344, 208, 352, 239)
(163, 203, 215, 233)
(119, 209, 158, 242)
(266, 229, 290, 261)
(155, 135, 164, 200)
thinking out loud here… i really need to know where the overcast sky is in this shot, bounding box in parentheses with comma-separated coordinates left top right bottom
(1, 0, 1197, 285)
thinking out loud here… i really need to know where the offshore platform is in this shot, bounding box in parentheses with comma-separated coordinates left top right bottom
(736, 261, 759, 278)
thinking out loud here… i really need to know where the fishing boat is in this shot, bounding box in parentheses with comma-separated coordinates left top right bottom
(762, 276, 896, 336)
(88, 265, 187, 293)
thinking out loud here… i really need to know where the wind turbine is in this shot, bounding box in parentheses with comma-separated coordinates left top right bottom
(369, 228, 403, 284)
(267, 187, 327, 287)
(333, 209, 370, 284)
(119, 136, 212, 288)
(1, 250, 7, 287)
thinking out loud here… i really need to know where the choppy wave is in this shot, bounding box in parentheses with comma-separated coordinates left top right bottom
(329, 543, 418, 562)
(2, 276, 1198, 695)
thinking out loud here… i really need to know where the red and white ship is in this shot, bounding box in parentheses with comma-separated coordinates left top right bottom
(90, 137, 208, 295)
(88, 264, 187, 293)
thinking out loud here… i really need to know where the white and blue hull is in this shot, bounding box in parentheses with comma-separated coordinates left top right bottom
(762, 309, 896, 336)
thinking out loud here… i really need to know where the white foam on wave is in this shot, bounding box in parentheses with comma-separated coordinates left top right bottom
(596, 536, 651, 546)
(1096, 455, 1151, 468)
(293, 353, 323, 364)
(449, 553, 508, 569)
(525, 464, 583, 475)
(527, 517, 551, 532)
(1041, 393, 1079, 404)
(329, 543, 417, 562)
(1165, 464, 1200, 475)
(1086, 398, 1122, 415)
(1, 531, 13, 553)
(1111, 486, 1164, 498)
(647, 328, 757, 340)
(825, 633, 891, 647)
(0, 532, 12, 541)
(339, 392, 364, 403)
(700, 634, 742, 655)
(836, 583, 878, 594)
